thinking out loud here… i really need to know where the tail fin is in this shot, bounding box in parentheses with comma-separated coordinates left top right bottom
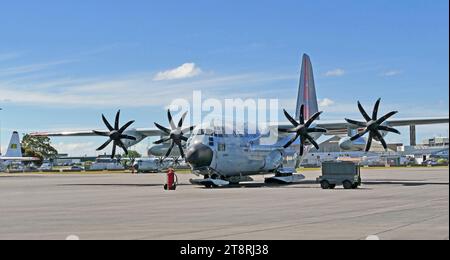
(5, 131, 23, 157)
(295, 54, 319, 121)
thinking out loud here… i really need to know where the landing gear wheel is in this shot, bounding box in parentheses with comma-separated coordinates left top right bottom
(320, 180, 331, 189)
(343, 181, 353, 190)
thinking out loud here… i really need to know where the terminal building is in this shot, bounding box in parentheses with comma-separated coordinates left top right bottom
(301, 136, 449, 167)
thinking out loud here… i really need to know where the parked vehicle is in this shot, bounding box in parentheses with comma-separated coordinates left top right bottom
(39, 163, 53, 171)
(90, 158, 124, 171)
(70, 165, 85, 171)
(317, 161, 361, 189)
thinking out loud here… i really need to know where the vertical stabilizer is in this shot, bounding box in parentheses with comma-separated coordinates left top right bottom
(5, 131, 23, 157)
(295, 54, 319, 121)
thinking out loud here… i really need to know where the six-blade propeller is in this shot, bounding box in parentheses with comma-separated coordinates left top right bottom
(93, 110, 136, 159)
(281, 105, 327, 156)
(345, 98, 400, 152)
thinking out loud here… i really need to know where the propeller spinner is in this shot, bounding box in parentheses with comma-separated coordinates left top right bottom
(154, 110, 194, 159)
(345, 98, 400, 152)
(281, 105, 326, 156)
(93, 110, 136, 159)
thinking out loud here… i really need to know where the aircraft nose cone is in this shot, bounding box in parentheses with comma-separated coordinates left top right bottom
(186, 143, 213, 168)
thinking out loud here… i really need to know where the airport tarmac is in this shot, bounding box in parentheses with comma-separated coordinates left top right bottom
(0, 167, 448, 240)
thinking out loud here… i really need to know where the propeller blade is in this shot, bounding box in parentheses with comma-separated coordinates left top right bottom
(357, 101, 372, 122)
(365, 132, 373, 152)
(154, 122, 171, 134)
(372, 98, 381, 120)
(114, 110, 121, 130)
(299, 105, 305, 125)
(280, 127, 298, 133)
(164, 142, 175, 158)
(305, 111, 323, 127)
(117, 140, 128, 154)
(111, 142, 117, 159)
(283, 109, 299, 127)
(283, 134, 299, 148)
(120, 134, 137, 140)
(378, 125, 401, 135)
(345, 118, 367, 127)
(96, 139, 112, 151)
(307, 127, 327, 133)
(350, 129, 369, 141)
(305, 134, 320, 150)
(118, 120, 135, 133)
(154, 137, 171, 144)
(180, 136, 188, 142)
(178, 112, 188, 128)
(376, 111, 398, 124)
(181, 126, 195, 134)
(93, 130, 109, 137)
(379, 136, 388, 150)
(102, 114, 114, 131)
(177, 143, 185, 158)
(299, 140, 304, 156)
(373, 130, 388, 150)
(167, 110, 177, 130)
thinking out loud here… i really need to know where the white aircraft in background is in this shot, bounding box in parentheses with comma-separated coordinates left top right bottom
(1, 131, 39, 171)
(30, 54, 449, 186)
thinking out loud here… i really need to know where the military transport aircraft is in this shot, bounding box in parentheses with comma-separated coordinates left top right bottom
(30, 54, 449, 187)
(1, 131, 39, 171)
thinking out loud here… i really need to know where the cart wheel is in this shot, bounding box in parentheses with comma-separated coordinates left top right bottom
(320, 180, 331, 189)
(343, 181, 353, 189)
(329, 184, 336, 189)
(351, 183, 358, 189)
(164, 184, 168, 190)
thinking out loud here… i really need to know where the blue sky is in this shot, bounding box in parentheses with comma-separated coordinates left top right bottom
(0, 0, 448, 156)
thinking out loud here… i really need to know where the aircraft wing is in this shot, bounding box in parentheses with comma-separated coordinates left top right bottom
(30, 128, 163, 137)
(30, 130, 102, 137)
(317, 117, 449, 136)
(0, 157, 40, 161)
(277, 117, 449, 136)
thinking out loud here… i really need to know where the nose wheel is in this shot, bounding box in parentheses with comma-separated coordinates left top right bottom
(203, 174, 220, 188)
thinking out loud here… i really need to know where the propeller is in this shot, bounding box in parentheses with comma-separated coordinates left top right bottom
(281, 105, 326, 156)
(154, 110, 194, 159)
(93, 110, 136, 159)
(345, 98, 400, 152)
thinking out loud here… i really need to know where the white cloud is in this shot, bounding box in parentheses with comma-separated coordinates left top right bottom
(324, 68, 345, 77)
(319, 98, 335, 107)
(381, 70, 402, 77)
(0, 70, 296, 108)
(153, 63, 202, 81)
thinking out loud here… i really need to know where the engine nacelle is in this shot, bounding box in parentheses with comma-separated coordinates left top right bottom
(148, 143, 182, 157)
(120, 129, 146, 148)
(261, 150, 283, 171)
(339, 137, 366, 151)
(339, 123, 391, 151)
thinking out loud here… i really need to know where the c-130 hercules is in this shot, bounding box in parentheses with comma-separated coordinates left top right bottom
(31, 54, 449, 187)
